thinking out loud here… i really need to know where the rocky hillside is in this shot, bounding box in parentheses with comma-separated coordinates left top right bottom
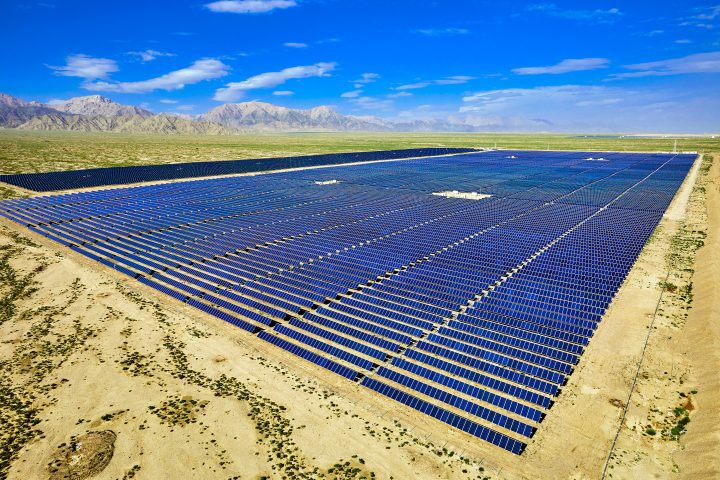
(0, 92, 496, 133)
(19, 113, 235, 134)
(0, 93, 62, 128)
(199, 102, 390, 131)
(50, 95, 154, 117)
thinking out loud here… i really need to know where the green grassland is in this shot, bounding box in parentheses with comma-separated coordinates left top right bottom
(1, 130, 718, 176)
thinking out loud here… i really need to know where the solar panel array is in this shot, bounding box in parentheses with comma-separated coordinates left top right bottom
(0, 147, 477, 192)
(0, 150, 695, 454)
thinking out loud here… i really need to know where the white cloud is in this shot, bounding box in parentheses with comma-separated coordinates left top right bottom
(526, 4, 622, 21)
(458, 83, 720, 132)
(128, 49, 176, 62)
(513, 58, 609, 75)
(350, 96, 393, 110)
(679, 5, 720, 29)
(273, 90, 294, 95)
(414, 27, 469, 36)
(352, 72, 380, 88)
(214, 62, 336, 101)
(434, 75, 476, 85)
(396, 75, 475, 90)
(387, 91, 412, 98)
(176, 104, 195, 111)
(341, 89, 363, 98)
(46, 98, 68, 105)
(127, 50, 173, 63)
(675, 39, 692, 44)
(49, 54, 118, 80)
(462, 85, 623, 113)
(694, 4, 720, 20)
(396, 81, 430, 90)
(612, 51, 720, 79)
(205, 0, 297, 14)
(284, 42, 308, 48)
(160, 99, 179, 104)
(84, 59, 229, 93)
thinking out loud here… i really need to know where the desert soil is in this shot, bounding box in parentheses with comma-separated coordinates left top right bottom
(0, 153, 716, 480)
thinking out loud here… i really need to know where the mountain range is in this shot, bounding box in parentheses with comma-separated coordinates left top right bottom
(0, 93, 507, 134)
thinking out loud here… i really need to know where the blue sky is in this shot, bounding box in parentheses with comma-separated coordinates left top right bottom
(2, 0, 720, 132)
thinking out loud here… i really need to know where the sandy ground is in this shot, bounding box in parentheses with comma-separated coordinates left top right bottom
(0, 153, 716, 480)
(675, 155, 720, 478)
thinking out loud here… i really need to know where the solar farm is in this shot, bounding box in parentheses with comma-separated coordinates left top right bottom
(0, 148, 697, 458)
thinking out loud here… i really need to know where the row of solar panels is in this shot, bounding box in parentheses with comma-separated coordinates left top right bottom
(0, 147, 479, 192)
(0, 150, 696, 453)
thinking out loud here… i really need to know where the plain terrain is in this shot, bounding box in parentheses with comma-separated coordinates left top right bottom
(0, 132, 717, 479)
(0, 130, 718, 175)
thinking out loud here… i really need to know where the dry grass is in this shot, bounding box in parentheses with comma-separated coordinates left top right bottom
(1, 130, 718, 175)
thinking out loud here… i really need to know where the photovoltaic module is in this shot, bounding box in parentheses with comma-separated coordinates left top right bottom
(0, 149, 696, 454)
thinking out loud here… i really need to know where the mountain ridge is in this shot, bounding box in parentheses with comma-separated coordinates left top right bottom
(49, 95, 154, 118)
(0, 92, 499, 133)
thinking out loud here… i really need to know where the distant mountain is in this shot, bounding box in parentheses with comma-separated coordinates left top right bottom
(0, 93, 63, 128)
(199, 102, 391, 131)
(0, 91, 540, 133)
(19, 113, 235, 135)
(0, 93, 31, 109)
(49, 95, 154, 118)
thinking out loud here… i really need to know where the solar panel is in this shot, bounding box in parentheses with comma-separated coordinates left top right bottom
(0, 149, 696, 454)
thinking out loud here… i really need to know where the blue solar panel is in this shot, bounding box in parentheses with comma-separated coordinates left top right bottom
(0, 149, 696, 454)
(0, 147, 477, 191)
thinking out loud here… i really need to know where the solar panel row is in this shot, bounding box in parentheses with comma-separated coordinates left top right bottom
(0, 147, 478, 192)
(0, 149, 696, 454)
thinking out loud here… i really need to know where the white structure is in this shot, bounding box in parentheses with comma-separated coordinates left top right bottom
(432, 190, 493, 201)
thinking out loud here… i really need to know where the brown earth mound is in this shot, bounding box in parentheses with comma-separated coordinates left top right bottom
(48, 430, 116, 480)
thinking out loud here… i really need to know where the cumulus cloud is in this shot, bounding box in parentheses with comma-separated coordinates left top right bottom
(160, 99, 179, 104)
(214, 62, 336, 101)
(84, 59, 229, 93)
(273, 90, 294, 96)
(205, 0, 297, 14)
(127, 49, 176, 62)
(612, 51, 720, 79)
(49, 54, 118, 80)
(284, 42, 307, 48)
(513, 58, 609, 75)
(414, 27, 469, 36)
